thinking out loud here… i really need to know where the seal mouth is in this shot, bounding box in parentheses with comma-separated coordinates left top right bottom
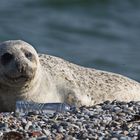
(4, 74, 30, 82)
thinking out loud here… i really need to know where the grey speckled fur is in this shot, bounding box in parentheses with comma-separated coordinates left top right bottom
(0, 40, 140, 111)
(39, 54, 140, 106)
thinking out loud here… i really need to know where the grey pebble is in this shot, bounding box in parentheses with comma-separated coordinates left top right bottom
(119, 136, 129, 140)
(0, 132, 3, 137)
(25, 121, 32, 130)
(37, 137, 48, 140)
(112, 106, 122, 113)
(57, 126, 65, 133)
(42, 129, 51, 136)
(22, 118, 27, 124)
(111, 138, 119, 140)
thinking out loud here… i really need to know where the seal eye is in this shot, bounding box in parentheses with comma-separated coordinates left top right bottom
(25, 52, 33, 60)
(1, 52, 14, 66)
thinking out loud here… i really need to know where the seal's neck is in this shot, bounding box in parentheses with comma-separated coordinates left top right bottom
(20, 64, 58, 102)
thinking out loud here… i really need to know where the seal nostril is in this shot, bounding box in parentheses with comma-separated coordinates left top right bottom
(1, 52, 14, 66)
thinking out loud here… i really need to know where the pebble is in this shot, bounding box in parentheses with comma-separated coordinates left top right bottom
(0, 101, 140, 139)
(25, 121, 32, 130)
(42, 129, 51, 136)
(111, 138, 119, 140)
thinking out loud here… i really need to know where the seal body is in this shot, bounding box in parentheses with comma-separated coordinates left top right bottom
(0, 40, 140, 111)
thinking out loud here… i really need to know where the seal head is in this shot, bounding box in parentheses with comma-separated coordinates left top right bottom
(0, 40, 39, 88)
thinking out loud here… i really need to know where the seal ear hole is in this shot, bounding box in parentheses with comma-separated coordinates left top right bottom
(1, 52, 14, 66)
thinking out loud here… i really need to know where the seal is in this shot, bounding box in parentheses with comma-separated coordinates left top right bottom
(0, 40, 140, 111)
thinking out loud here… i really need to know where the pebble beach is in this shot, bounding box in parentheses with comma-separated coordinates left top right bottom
(0, 100, 140, 140)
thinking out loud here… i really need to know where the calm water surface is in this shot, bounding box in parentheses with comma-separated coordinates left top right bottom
(0, 0, 140, 81)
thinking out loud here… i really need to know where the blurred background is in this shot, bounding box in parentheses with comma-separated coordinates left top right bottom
(0, 0, 140, 81)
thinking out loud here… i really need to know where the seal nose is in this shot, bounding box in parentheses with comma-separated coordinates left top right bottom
(1, 52, 14, 66)
(16, 62, 27, 74)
